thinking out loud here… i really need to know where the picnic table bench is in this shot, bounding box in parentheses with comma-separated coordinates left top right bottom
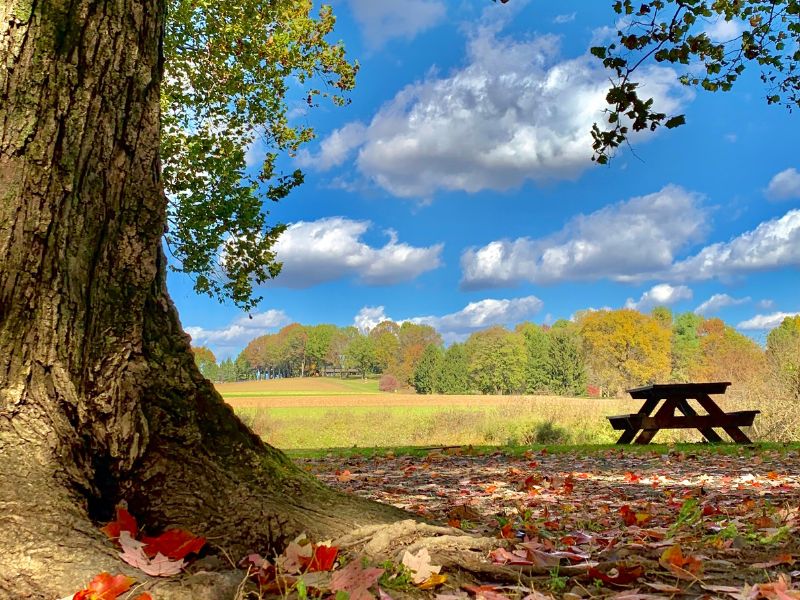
(608, 382, 759, 445)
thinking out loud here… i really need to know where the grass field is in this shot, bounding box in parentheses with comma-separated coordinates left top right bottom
(217, 377, 691, 449)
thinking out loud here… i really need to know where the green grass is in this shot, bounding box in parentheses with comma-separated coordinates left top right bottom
(284, 441, 800, 460)
(236, 403, 629, 449)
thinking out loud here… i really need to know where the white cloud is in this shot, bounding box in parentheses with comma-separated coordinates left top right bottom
(186, 310, 290, 357)
(272, 217, 443, 288)
(353, 295, 543, 343)
(757, 299, 776, 310)
(412, 295, 543, 335)
(625, 284, 693, 311)
(296, 123, 367, 170)
(737, 311, 800, 330)
(348, 0, 446, 49)
(553, 12, 576, 24)
(304, 24, 690, 198)
(765, 167, 800, 201)
(694, 293, 751, 316)
(704, 18, 744, 42)
(354, 306, 391, 333)
(669, 209, 800, 280)
(461, 185, 707, 289)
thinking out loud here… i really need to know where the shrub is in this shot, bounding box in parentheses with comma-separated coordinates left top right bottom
(379, 374, 400, 392)
(520, 420, 572, 445)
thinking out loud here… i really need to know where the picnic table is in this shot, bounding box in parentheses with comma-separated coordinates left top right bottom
(608, 382, 759, 445)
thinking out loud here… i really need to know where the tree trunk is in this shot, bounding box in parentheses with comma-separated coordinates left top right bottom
(0, 2, 406, 598)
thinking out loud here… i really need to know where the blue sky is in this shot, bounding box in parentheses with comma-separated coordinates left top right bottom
(173, 0, 800, 359)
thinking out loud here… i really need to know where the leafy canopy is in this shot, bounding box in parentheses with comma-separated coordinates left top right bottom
(590, 0, 800, 163)
(161, 0, 357, 309)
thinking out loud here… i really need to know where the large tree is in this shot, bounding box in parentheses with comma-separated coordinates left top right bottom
(0, 1, 404, 596)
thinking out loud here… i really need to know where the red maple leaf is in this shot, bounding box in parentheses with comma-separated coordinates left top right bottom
(72, 572, 134, 600)
(302, 544, 339, 572)
(141, 529, 206, 560)
(100, 507, 138, 540)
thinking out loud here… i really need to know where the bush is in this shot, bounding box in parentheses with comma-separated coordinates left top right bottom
(379, 374, 400, 392)
(520, 420, 572, 445)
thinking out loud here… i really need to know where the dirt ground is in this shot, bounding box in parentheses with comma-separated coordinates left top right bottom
(297, 446, 800, 598)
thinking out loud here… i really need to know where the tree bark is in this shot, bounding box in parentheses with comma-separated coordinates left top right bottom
(0, 1, 407, 598)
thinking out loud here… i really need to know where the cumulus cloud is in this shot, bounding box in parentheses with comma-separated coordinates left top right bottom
(295, 123, 367, 171)
(694, 293, 751, 316)
(353, 295, 543, 342)
(669, 209, 800, 280)
(348, 0, 446, 49)
(461, 186, 707, 289)
(412, 296, 543, 336)
(625, 284, 693, 311)
(303, 24, 689, 198)
(704, 18, 744, 42)
(272, 217, 443, 288)
(737, 311, 800, 330)
(354, 306, 391, 333)
(186, 310, 290, 357)
(765, 167, 800, 201)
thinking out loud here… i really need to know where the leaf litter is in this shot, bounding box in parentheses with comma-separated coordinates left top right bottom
(297, 446, 800, 599)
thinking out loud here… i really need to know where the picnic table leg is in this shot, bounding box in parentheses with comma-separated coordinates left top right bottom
(617, 396, 661, 444)
(633, 398, 677, 445)
(675, 399, 724, 443)
(695, 394, 753, 444)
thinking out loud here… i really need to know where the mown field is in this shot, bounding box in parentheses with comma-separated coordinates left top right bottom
(216, 378, 690, 449)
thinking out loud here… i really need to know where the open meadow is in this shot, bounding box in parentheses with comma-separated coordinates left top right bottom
(219, 377, 673, 449)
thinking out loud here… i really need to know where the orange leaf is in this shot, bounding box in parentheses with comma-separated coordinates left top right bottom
(141, 529, 205, 560)
(72, 572, 134, 600)
(659, 545, 703, 580)
(100, 507, 138, 540)
(132, 595, 154, 600)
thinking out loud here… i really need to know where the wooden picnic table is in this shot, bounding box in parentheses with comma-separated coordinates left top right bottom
(607, 382, 759, 445)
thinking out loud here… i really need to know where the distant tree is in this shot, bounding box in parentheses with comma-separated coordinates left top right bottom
(393, 323, 442, 385)
(766, 315, 800, 398)
(546, 329, 587, 396)
(517, 322, 551, 393)
(191, 346, 219, 381)
(651, 306, 673, 329)
(235, 354, 253, 381)
(435, 343, 471, 394)
(369, 321, 401, 373)
(279, 323, 310, 377)
(413, 344, 444, 394)
(693, 318, 766, 385)
(327, 326, 360, 376)
(218, 357, 238, 383)
(579, 309, 671, 396)
(306, 324, 337, 375)
(346, 334, 377, 380)
(466, 327, 526, 395)
(671, 312, 703, 382)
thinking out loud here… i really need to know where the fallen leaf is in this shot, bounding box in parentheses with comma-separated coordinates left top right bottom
(587, 564, 644, 586)
(418, 573, 448, 590)
(119, 531, 185, 577)
(141, 528, 205, 560)
(330, 559, 384, 600)
(402, 548, 442, 584)
(659, 545, 703, 580)
(100, 506, 138, 540)
(752, 554, 796, 569)
(303, 543, 339, 572)
(71, 572, 134, 600)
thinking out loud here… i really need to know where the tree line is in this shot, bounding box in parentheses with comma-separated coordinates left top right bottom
(192, 309, 800, 400)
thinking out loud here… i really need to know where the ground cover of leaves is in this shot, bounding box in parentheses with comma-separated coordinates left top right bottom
(297, 446, 800, 599)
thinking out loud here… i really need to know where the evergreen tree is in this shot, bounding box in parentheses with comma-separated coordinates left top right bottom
(671, 312, 703, 382)
(466, 327, 526, 395)
(517, 323, 551, 393)
(435, 344, 470, 394)
(413, 344, 443, 394)
(546, 329, 587, 396)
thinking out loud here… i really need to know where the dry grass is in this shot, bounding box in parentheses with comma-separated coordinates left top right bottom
(216, 377, 378, 395)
